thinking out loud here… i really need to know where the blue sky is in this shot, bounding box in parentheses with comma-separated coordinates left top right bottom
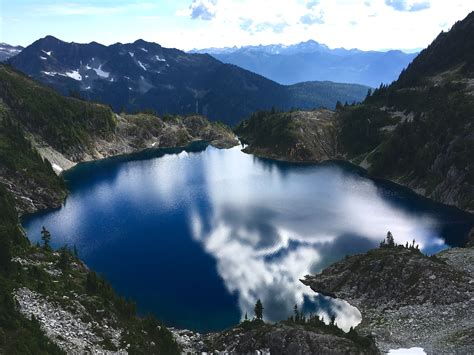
(1, 0, 473, 51)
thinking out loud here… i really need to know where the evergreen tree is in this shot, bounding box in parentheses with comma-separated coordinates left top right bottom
(57, 247, 70, 270)
(386, 231, 395, 247)
(86, 271, 100, 294)
(40, 226, 51, 250)
(254, 299, 263, 320)
(365, 88, 372, 100)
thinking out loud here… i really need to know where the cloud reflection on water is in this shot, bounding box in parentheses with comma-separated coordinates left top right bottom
(188, 146, 443, 330)
(22, 144, 458, 332)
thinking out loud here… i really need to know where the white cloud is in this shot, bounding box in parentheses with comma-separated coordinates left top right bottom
(189, 0, 218, 20)
(300, 11, 325, 25)
(168, 0, 474, 51)
(306, 0, 320, 10)
(385, 0, 431, 12)
(15, 0, 474, 53)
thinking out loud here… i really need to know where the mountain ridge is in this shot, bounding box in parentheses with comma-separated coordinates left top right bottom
(191, 39, 417, 87)
(235, 11, 474, 212)
(0, 43, 23, 62)
(8, 36, 370, 125)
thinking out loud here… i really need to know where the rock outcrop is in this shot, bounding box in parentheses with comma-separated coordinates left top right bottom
(172, 322, 379, 354)
(205, 323, 379, 355)
(302, 245, 474, 353)
(235, 109, 338, 162)
(34, 113, 239, 172)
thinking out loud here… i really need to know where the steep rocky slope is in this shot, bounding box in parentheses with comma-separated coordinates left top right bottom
(338, 12, 474, 212)
(234, 12, 474, 212)
(0, 64, 238, 214)
(0, 184, 180, 354)
(302, 240, 474, 353)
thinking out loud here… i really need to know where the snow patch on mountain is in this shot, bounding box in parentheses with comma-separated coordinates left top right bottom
(93, 65, 110, 78)
(65, 70, 82, 81)
(129, 52, 134, 58)
(155, 55, 166, 62)
(42, 50, 52, 56)
(42, 71, 57, 76)
(140, 47, 148, 52)
(137, 60, 147, 71)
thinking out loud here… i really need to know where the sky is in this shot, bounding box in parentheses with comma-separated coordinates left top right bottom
(0, 0, 473, 51)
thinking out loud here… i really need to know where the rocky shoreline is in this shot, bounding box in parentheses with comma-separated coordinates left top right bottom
(234, 108, 474, 214)
(302, 236, 474, 354)
(8, 114, 239, 216)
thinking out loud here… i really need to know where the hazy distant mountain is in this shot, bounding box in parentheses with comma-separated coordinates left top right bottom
(0, 43, 23, 62)
(191, 40, 417, 87)
(8, 36, 369, 125)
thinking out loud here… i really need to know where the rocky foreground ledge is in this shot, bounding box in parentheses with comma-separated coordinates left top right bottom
(171, 320, 379, 354)
(302, 237, 474, 354)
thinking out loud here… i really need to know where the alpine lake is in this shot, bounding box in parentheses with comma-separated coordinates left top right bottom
(22, 142, 474, 332)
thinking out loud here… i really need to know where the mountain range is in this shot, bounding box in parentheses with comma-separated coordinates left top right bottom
(7, 36, 369, 125)
(0, 43, 23, 62)
(192, 40, 417, 87)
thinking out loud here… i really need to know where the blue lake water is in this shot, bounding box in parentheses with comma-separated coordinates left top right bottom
(22, 143, 474, 332)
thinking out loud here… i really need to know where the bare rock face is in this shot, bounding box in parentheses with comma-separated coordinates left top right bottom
(14, 287, 124, 354)
(0, 167, 66, 215)
(302, 246, 474, 353)
(4, 113, 238, 216)
(171, 317, 379, 354)
(46, 113, 239, 168)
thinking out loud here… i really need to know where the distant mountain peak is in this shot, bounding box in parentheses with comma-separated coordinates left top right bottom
(38, 35, 63, 44)
(0, 42, 24, 62)
(191, 40, 417, 87)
